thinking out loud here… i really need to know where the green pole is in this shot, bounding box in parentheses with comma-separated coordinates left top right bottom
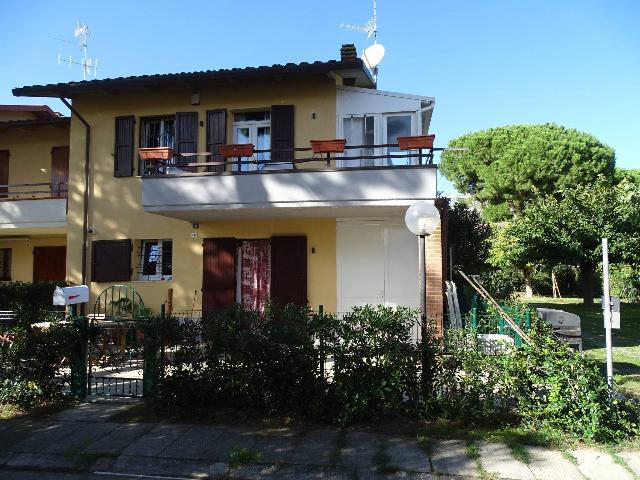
(70, 304, 88, 400)
(143, 304, 161, 401)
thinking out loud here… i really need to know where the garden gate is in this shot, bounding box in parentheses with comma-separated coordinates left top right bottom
(87, 285, 146, 397)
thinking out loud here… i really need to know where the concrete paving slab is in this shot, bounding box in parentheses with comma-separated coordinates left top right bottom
(339, 431, 383, 469)
(525, 446, 582, 480)
(50, 402, 134, 423)
(159, 424, 228, 460)
(571, 448, 634, 480)
(121, 423, 190, 457)
(6, 452, 77, 471)
(42, 422, 119, 454)
(83, 422, 154, 455)
(620, 451, 640, 477)
(384, 437, 430, 473)
(478, 442, 534, 480)
(9, 421, 86, 453)
(429, 439, 478, 477)
(110, 454, 228, 478)
(206, 425, 261, 462)
(255, 428, 301, 464)
(291, 430, 339, 466)
(0, 420, 48, 451)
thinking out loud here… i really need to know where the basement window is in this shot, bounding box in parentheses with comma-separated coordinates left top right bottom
(138, 240, 172, 281)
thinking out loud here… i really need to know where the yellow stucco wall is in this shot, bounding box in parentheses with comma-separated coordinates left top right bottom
(0, 125, 69, 196)
(66, 77, 338, 312)
(0, 236, 67, 282)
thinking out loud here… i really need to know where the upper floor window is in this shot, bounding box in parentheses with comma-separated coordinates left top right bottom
(141, 116, 175, 149)
(233, 111, 271, 171)
(0, 248, 11, 281)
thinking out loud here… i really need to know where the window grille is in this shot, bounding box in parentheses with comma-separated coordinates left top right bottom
(137, 240, 172, 281)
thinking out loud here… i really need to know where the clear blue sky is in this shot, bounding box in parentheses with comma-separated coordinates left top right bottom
(1, 0, 638, 193)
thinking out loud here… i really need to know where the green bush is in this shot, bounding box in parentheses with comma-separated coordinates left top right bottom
(609, 264, 640, 302)
(427, 319, 639, 441)
(0, 322, 77, 407)
(320, 305, 421, 423)
(0, 281, 68, 327)
(479, 268, 524, 299)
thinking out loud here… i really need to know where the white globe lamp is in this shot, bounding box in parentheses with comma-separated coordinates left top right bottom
(405, 201, 440, 237)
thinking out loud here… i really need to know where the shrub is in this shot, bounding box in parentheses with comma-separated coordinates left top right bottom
(479, 268, 524, 299)
(609, 264, 640, 302)
(320, 305, 421, 423)
(0, 322, 77, 407)
(0, 281, 68, 327)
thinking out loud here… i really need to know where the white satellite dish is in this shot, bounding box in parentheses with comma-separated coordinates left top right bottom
(363, 43, 385, 69)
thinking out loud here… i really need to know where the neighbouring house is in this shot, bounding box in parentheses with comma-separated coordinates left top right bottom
(0, 105, 69, 283)
(12, 44, 447, 331)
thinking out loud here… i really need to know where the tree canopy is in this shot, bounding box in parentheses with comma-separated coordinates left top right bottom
(489, 177, 640, 303)
(440, 124, 615, 221)
(447, 202, 491, 274)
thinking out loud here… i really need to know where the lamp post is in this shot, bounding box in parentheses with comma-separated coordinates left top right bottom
(405, 201, 440, 389)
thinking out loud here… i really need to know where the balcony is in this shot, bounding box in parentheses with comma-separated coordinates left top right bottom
(0, 182, 67, 231)
(141, 141, 438, 220)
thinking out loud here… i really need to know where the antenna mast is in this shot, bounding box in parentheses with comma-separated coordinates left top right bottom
(339, 0, 385, 82)
(56, 20, 99, 80)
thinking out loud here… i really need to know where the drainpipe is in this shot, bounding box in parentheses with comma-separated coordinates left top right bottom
(59, 97, 91, 305)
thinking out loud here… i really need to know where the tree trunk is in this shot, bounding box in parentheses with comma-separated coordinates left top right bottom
(580, 262, 595, 306)
(523, 267, 533, 298)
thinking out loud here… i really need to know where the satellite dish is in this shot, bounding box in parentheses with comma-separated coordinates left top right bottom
(363, 43, 385, 69)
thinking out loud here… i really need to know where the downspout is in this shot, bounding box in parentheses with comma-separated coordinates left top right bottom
(59, 97, 91, 302)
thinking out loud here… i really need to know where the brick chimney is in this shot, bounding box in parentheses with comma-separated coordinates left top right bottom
(340, 44, 357, 62)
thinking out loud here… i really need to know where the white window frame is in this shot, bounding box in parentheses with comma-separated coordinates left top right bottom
(382, 112, 416, 165)
(138, 239, 172, 281)
(233, 114, 271, 171)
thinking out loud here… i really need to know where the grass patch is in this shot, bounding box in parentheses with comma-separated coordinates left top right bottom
(229, 446, 263, 467)
(372, 448, 399, 474)
(466, 443, 480, 460)
(510, 444, 530, 465)
(561, 450, 578, 466)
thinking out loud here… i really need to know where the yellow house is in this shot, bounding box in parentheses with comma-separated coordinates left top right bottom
(12, 44, 447, 330)
(0, 105, 69, 283)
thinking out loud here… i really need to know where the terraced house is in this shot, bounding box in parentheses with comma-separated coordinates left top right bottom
(0, 105, 69, 283)
(11, 44, 447, 329)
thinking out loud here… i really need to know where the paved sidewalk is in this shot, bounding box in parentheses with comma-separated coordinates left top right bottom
(0, 401, 638, 480)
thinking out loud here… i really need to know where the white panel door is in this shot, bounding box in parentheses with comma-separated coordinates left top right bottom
(337, 221, 418, 312)
(384, 225, 419, 308)
(337, 222, 385, 312)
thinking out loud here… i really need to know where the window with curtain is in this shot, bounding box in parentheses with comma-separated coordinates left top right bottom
(342, 116, 375, 167)
(237, 240, 271, 312)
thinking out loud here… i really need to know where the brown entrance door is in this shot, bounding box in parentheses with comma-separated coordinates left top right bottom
(0, 150, 9, 198)
(51, 147, 69, 198)
(33, 246, 66, 282)
(202, 238, 237, 314)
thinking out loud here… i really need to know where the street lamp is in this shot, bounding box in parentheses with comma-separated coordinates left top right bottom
(405, 200, 440, 341)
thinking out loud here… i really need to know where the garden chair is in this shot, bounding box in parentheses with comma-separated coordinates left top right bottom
(477, 333, 514, 355)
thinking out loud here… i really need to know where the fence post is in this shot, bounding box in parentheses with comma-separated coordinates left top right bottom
(524, 310, 532, 332)
(318, 305, 325, 380)
(143, 304, 161, 401)
(70, 310, 88, 400)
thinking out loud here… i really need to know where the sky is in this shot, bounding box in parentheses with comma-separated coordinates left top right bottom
(0, 0, 638, 194)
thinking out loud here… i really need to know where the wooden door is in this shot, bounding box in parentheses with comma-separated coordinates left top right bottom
(51, 147, 69, 198)
(202, 238, 237, 314)
(33, 246, 66, 282)
(0, 150, 9, 198)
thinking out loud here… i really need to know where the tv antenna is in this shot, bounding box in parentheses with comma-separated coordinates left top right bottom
(339, 0, 385, 81)
(56, 20, 98, 80)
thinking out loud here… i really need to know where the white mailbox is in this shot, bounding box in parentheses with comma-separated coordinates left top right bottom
(53, 285, 90, 306)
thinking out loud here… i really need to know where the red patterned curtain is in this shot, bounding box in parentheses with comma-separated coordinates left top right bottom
(240, 240, 271, 312)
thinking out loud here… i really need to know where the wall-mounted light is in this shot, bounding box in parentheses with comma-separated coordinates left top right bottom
(191, 93, 200, 105)
(192, 222, 199, 229)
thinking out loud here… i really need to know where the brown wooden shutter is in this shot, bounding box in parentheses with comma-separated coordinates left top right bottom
(92, 240, 132, 282)
(202, 238, 237, 313)
(271, 105, 294, 164)
(33, 246, 66, 282)
(0, 150, 8, 198)
(51, 146, 69, 198)
(271, 235, 307, 306)
(114, 116, 135, 177)
(206, 109, 227, 172)
(175, 112, 198, 168)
